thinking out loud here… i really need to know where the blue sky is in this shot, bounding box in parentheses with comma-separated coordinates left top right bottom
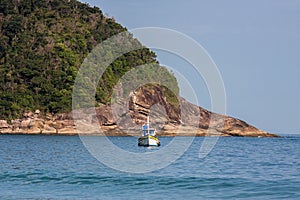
(84, 0, 300, 134)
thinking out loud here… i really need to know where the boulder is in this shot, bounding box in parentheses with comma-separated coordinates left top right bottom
(0, 120, 9, 128)
(28, 127, 41, 134)
(42, 124, 57, 134)
(57, 127, 77, 135)
(23, 111, 33, 118)
(20, 119, 31, 128)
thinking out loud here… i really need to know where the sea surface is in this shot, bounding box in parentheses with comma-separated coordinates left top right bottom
(0, 134, 299, 199)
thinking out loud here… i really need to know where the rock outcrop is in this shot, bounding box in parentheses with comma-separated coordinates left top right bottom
(107, 85, 278, 137)
(0, 86, 278, 137)
(0, 111, 76, 135)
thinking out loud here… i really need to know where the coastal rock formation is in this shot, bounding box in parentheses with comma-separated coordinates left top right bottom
(0, 111, 76, 135)
(0, 86, 278, 137)
(109, 85, 278, 137)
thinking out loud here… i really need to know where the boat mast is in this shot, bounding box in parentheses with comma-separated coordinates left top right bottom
(147, 115, 150, 136)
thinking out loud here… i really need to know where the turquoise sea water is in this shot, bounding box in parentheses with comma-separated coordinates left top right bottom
(0, 134, 299, 199)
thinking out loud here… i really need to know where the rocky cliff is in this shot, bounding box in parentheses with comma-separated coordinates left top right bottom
(0, 85, 278, 137)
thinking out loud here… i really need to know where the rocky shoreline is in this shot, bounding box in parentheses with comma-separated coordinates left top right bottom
(0, 115, 279, 137)
(0, 111, 76, 135)
(0, 86, 279, 138)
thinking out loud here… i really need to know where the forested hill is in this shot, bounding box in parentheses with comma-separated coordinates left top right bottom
(0, 0, 177, 120)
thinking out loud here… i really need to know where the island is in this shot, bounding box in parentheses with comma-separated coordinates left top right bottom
(0, 0, 278, 137)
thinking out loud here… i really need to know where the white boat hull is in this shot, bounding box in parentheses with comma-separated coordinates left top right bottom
(138, 136, 160, 147)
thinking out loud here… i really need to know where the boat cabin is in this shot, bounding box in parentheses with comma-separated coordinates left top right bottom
(142, 125, 156, 136)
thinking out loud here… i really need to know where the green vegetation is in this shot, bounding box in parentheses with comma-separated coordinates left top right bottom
(0, 0, 178, 120)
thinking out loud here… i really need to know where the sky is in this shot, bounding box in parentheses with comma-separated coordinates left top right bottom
(83, 0, 300, 134)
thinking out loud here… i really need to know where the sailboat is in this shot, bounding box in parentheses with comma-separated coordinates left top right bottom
(138, 116, 160, 147)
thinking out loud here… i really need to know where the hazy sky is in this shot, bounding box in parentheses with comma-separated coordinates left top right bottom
(83, 0, 300, 134)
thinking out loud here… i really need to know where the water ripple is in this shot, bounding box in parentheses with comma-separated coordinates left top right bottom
(0, 135, 299, 199)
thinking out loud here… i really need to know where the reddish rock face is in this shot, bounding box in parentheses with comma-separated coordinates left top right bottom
(128, 85, 181, 125)
(96, 84, 278, 137)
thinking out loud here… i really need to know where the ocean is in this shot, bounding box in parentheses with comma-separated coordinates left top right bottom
(0, 134, 299, 199)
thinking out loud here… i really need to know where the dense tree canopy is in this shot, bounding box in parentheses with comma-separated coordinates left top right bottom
(0, 0, 178, 120)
